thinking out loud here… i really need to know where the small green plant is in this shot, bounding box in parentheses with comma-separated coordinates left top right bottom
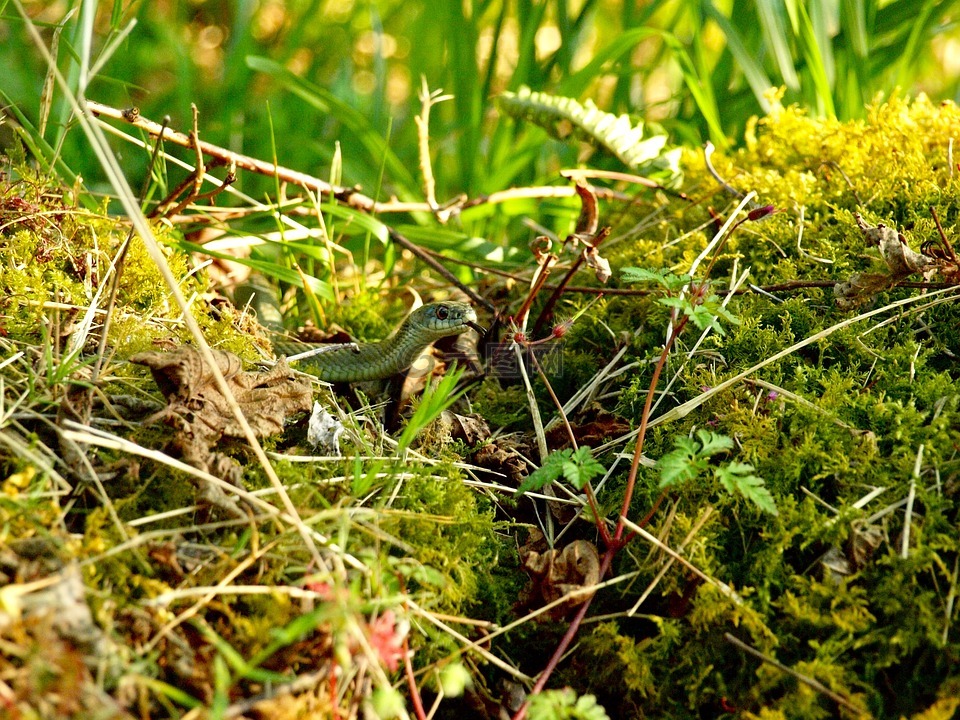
(622, 266, 740, 335)
(515, 447, 606, 496)
(527, 688, 610, 720)
(658, 429, 777, 515)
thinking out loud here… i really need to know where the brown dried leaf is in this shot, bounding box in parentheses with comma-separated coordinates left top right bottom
(571, 179, 599, 240)
(131, 346, 312, 516)
(518, 530, 600, 620)
(835, 214, 940, 308)
(131, 346, 312, 439)
(583, 244, 612, 283)
(545, 406, 630, 450)
(444, 411, 491, 446)
(856, 214, 935, 276)
(474, 436, 528, 486)
(834, 272, 897, 310)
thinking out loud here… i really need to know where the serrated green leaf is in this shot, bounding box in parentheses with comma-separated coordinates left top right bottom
(658, 443, 702, 488)
(527, 688, 611, 720)
(715, 463, 778, 515)
(562, 447, 606, 490)
(700, 296, 740, 327)
(516, 449, 572, 496)
(686, 304, 724, 333)
(622, 267, 691, 290)
(694, 430, 734, 457)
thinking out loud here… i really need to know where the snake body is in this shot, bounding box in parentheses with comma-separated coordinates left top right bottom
(273, 301, 479, 382)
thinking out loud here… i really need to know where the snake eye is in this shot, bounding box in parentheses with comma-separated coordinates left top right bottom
(435, 305, 449, 321)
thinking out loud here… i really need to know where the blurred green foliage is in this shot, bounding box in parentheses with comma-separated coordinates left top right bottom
(4, 0, 960, 214)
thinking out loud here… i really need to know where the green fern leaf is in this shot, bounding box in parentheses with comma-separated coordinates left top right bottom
(499, 86, 680, 177)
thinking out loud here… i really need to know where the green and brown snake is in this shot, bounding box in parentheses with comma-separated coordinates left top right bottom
(271, 301, 481, 382)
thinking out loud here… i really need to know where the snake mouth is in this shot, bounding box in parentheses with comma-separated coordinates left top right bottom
(465, 320, 487, 336)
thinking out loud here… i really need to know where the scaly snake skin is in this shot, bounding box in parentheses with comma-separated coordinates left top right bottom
(273, 301, 479, 382)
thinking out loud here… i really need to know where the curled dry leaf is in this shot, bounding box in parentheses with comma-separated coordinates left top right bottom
(571, 179, 599, 241)
(820, 520, 885, 585)
(473, 436, 528, 486)
(583, 243, 612, 283)
(569, 181, 612, 283)
(544, 405, 630, 450)
(444, 410, 491, 447)
(518, 529, 601, 620)
(834, 214, 940, 309)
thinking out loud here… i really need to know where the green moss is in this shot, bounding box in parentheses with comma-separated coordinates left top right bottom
(541, 95, 960, 718)
(379, 467, 496, 613)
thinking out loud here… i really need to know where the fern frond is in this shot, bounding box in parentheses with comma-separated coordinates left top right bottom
(499, 86, 680, 178)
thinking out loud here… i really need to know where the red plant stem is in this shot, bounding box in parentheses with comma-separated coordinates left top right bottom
(532, 253, 586, 337)
(513, 216, 759, 714)
(511, 321, 688, 719)
(613, 317, 686, 544)
(531, 226, 610, 338)
(514, 254, 556, 330)
(403, 633, 427, 720)
(623, 491, 667, 546)
(331, 665, 341, 720)
(511, 547, 616, 720)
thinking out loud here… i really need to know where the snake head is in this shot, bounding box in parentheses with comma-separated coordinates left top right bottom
(407, 301, 482, 342)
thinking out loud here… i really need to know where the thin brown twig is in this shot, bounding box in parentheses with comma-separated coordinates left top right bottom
(532, 226, 611, 338)
(386, 228, 495, 312)
(88, 100, 376, 211)
(87, 100, 642, 217)
(929, 205, 960, 264)
(152, 105, 206, 217)
(614, 317, 687, 545)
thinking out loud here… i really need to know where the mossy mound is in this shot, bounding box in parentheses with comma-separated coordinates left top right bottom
(549, 95, 960, 718)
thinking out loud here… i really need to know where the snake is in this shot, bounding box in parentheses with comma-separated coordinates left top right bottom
(271, 301, 482, 382)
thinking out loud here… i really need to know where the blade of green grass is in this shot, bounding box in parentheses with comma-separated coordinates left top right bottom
(704, 0, 777, 110)
(841, 0, 869, 57)
(894, 0, 938, 91)
(751, 0, 800, 90)
(246, 55, 421, 204)
(785, 0, 837, 117)
(173, 239, 335, 300)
